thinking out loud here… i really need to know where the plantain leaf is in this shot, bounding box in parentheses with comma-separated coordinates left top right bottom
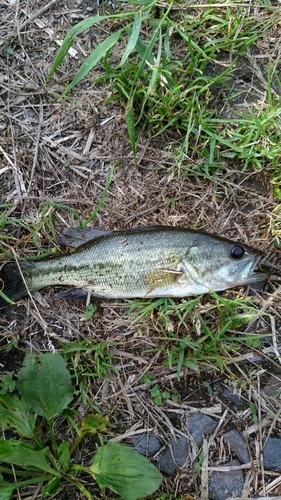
(17, 353, 73, 420)
(42, 477, 61, 496)
(0, 484, 14, 500)
(58, 442, 70, 471)
(0, 439, 58, 476)
(90, 442, 162, 500)
(0, 393, 37, 439)
(79, 414, 110, 437)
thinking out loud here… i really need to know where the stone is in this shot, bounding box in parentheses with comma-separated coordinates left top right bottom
(209, 459, 244, 500)
(222, 384, 244, 407)
(263, 372, 281, 408)
(263, 436, 281, 472)
(223, 429, 250, 464)
(158, 436, 189, 476)
(130, 433, 161, 456)
(188, 413, 217, 447)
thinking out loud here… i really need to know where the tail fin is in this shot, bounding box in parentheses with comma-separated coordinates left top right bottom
(0, 263, 28, 308)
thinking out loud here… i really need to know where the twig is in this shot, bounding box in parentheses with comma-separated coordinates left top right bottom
(17, 0, 60, 32)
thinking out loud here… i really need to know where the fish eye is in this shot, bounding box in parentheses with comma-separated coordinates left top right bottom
(230, 245, 245, 260)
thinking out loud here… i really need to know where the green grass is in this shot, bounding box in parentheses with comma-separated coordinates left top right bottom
(1, 1, 279, 498)
(125, 293, 268, 378)
(59, 337, 118, 407)
(48, 0, 281, 182)
(1, 0, 277, 385)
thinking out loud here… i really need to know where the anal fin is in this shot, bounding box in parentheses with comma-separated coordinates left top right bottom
(55, 287, 90, 301)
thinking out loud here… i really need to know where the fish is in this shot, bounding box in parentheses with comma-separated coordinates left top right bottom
(0, 225, 267, 308)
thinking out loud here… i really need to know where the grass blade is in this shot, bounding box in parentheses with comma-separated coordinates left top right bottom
(120, 11, 142, 66)
(62, 30, 122, 96)
(47, 15, 116, 80)
(81, 164, 115, 227)
(125, 106, 136, 159)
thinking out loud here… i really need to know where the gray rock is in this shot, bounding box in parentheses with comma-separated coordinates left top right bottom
(188, 413, 217, 447)
(222, 384, 244, 407)
(263, 372, 281, 408)
(209, 459, 244, 500)
(130, 433, 161, 456)
(223, 429, 250, 464)
(158, 436, 189, 475)
(263, 436, 281, 472)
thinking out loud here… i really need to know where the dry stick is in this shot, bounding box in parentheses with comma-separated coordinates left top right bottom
(0, 0, 60, 47)
(257, 374, 266, 497)
(229, 497, 281, 500)
(27, 98, 43, 195)
(245, 284, 281, 333)
(188, 2, 281, 10)
(16, 0, 60, 33)
(10, 247, 49, 335)
(200, 439, 209, 500)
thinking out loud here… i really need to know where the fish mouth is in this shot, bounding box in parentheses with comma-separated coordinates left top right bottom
(237, 253, 269, 285)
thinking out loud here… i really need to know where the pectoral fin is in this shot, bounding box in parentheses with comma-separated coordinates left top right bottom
(146, 268, 184, 295)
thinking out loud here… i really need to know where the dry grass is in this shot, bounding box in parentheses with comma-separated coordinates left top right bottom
(0, 0, 281, 499)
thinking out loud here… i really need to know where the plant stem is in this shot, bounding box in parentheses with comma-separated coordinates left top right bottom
(48, 419, 58, 459)
(62, 468, 92, 499)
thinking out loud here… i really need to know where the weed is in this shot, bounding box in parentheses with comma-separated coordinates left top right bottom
(127, 293, 267, 378)
(48, 0, 281, 182)
(84, 303, 98, 319)
(0, 352, 162, 500)
(59, 338, 118, 406)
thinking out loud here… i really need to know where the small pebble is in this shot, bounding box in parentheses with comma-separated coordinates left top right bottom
(223, 429, 249, 464)
(222, 383, 244, 407)
(188, 413, 217, 448)
(158, 436, 189, 475)
(130, 434, 161, 456)
(263, 436, 281, 472)
(262, 372, 281, 408)
(209, 459, 244, 500)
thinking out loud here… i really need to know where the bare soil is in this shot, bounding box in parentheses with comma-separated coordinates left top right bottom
(1, 1, 281, 499)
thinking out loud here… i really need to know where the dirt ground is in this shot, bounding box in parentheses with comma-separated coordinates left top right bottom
(0, 0, 281, 499)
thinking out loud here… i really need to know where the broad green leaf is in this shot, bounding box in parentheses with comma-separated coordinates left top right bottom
(63, 30, 121, 96)
(90, 442, 162, 500)
(120, 12, 142, 66)
(0, 375, 15, 395)
(79, 414, 110, 437)
(58, 442, 70, 471)
(0, 394, 37, 439)
(0, 484, 14, 500)
(17, 353, 73, 419)
(0, 440, 58, 476)
(42, 477, 61, 496)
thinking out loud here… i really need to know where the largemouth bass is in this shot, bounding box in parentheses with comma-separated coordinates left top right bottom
(0, 226, 267, 307)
